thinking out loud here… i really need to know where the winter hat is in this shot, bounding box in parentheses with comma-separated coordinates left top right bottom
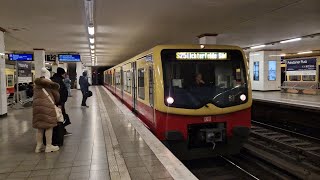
(41, 67, 51, 79)
(57, 67, 66, 75)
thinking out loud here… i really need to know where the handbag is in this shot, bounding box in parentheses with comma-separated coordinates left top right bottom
(86, 90, 93, 97)
(42, 88, 64, 123)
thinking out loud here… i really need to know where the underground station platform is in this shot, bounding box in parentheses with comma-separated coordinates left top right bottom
(0, 87, 196, 180)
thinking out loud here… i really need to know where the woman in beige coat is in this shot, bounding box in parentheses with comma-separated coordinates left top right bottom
(32, 68, 60, 153)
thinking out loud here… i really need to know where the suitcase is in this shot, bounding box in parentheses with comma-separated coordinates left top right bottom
(43, 122, 64, 146)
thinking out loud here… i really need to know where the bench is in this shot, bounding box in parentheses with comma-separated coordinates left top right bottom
(10, 90, 33, 107)
(280, 81, 320, 94)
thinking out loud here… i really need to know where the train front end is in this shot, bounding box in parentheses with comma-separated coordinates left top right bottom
(154, 45, 252, 159)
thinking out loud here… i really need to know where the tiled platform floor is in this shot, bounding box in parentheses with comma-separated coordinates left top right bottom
(0, 87, 178, 180)
(253, 91, 320, 109)
(0, 89, 110, 180)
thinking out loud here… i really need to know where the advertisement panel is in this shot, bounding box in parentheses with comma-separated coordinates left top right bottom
(268, 61, 276, 81)
(17, 62, 32, 83)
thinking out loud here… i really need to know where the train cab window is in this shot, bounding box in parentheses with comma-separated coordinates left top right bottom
(161, 49, 248, 109)
(138, 68, 145, 99)
(302, 75, 315, 81)
(289, 75, 301, 81)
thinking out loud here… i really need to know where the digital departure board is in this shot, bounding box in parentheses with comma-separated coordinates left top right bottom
(8, 54, 33, 61)
(58, 54, 81, 62)
(176, 52, 228, 60)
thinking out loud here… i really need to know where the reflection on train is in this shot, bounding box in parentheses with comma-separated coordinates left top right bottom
(104, 45, 252, 159)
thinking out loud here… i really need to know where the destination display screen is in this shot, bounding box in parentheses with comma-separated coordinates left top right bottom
(176, 52, 228, 60)
(58, 54, 81, 62)
(8, 54, 33, 61)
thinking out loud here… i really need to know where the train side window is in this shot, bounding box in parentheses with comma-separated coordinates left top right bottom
(8, 75, 14, 86)
(126, 71, 132, 93)
(138, 68, 145, 100)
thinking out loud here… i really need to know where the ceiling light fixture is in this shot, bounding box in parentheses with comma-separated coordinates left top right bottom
(280, 38, 302, 44)
(297, 51, 312, 54)
(89, 38, 95, 44)
(90, 45, 95, 49)
(250, 45, 266, 49)
(88, 26, 94, 35)
(91, 50, 95, 53)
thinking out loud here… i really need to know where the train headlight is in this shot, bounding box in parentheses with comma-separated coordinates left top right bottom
(240, 94, 246, 101)
(166, 97, 174, 104)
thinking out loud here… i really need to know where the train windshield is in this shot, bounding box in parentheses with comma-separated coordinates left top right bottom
(161, 49, 248, 109)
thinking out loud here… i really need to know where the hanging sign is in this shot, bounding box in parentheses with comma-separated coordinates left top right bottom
(286, 58, 317, 75)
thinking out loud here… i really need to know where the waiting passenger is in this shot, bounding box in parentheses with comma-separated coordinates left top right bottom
(26, 82, 34, 98)
(194, 73, 205, 87)
(79, 71, 90, 107)
(64, 75, 72, 97)
(32, 68, 60, 153)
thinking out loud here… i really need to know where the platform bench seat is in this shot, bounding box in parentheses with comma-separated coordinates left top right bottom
(280, 81, 320, 94)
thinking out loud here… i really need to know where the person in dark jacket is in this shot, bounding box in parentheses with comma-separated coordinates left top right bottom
(51, 67, 72, 136)
(79, 71, 90, 107)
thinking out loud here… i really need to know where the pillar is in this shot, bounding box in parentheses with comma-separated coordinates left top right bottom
(0, 31, 7, 116)
(86, 66, 92, 84)
(76, 62, 83, 89)
(249, 51, 281, 91)
(34, 49, 45, 78)
(52, 58, 58, 74)
(198, 33, 217, 45)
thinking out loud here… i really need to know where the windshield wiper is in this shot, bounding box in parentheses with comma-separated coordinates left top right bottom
(212, 83, 246, 102)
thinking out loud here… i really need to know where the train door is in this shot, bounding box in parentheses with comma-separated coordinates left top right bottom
(148, 66, 154, 122)
(121, 67, 124, 99)
(132, 62, 137, 110)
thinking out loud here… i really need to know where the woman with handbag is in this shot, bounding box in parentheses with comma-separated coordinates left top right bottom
(32, 68, 62, 153)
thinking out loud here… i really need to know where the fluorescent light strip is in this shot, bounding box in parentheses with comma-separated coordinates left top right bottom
(90, 45, 95, 49)
(88, 26, 95, 35)
(297, 51, 312, 54)
(280, 38, 301, 44)
(250, 44, 266, 49)
(89, 38, 95, 44)
(91, 50, 95, 53)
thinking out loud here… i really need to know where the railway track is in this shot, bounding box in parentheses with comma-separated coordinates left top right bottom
(184, 156, 261, 180)
(244, 121, 320, 179)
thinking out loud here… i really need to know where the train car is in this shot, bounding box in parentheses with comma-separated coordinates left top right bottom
(104, 45, 252, 159)
(5, 67, 35, 94)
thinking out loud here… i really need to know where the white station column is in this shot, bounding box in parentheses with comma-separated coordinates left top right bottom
(76, 62, 83, 89)
(0, 30, 7, 117)
(86, 66, 92, 84)
(249, 51, 281, 91)
(34, 49, 46, 78)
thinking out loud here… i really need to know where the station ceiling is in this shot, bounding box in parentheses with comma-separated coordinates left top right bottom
(0, 0, 319, 66)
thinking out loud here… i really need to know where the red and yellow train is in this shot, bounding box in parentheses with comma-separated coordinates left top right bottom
(104, 45, 252, 159)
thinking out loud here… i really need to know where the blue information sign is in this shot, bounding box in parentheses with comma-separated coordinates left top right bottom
(286, 58, 316, 71)
(8, 54, 33, 61)
(58, 54, 81, 62)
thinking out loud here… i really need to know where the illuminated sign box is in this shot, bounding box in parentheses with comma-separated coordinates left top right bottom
(58, 54, 81, 62)
(8, 54, 33, 61)
(176, 52, 228, 60)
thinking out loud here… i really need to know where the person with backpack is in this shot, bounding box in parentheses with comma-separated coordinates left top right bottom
(79, 71, 91, 107)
